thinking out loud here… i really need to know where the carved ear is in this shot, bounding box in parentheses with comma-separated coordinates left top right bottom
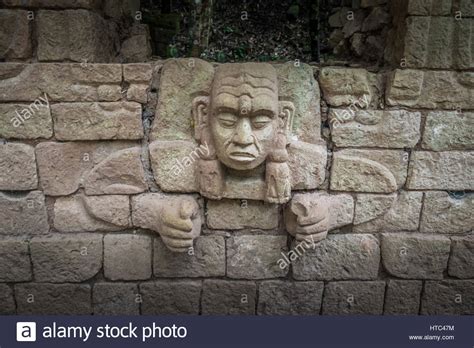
(279, 100, 295, 138)
(192, 96, 210, 141)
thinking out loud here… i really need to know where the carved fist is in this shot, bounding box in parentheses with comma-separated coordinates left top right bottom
(284, 195, 329, 244)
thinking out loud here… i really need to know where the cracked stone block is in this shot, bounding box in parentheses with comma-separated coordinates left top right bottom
(330, 109, 421, 148)
(30, 233, 102, 283)
(257, 281, 324, 315)
(354, 192, 422, 232)
(0, 103, 52, 139)
(384, 280, 422, 315)
(140, 281, 201, 315)
(93, 283, 139, 315)
(104, 234, 152, 281)
(331, 149, 408, 193)
(0, 10, 31, 60)
(0, 191, 48, 236)
(0, 238, 31, 282)
(154, 236, 225, 277)
(322, 281, 386, 315)
(227, 235, 288, 279)
(421, 192, 474, 234)
(407, 151, 474, 190)
(52, 102, 143, 140)
(293, 234, 380, 281)
(421, 280, 474, 315)
(448, 235, 474, 279)
(381, 233, 451, 279)
(0, 143, 37, 190)
(15, 283, 92, 315)
(202, 280, 256, 315)
(0, 284, 15, 314)
(207, 199, 278, 230)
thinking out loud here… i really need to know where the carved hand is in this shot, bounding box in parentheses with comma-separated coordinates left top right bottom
(284, 195, 329, 244)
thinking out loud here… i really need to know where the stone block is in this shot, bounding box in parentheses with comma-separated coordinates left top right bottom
(119, 31, 152, 63)
(140, 281, 201, 315)
(386, 69, 474, 109)
(30, 233, 102, 282)
(0, 284, 15, 314)
(202, 280, 256, 315)
(459, 0, 474, 16)
(104, 234, 152, 281)
(52, 102, 143, 140)
(207, 199, 278, 230)
(93, 283, 139, 315)
(407, 0, 452, 15)
(331, 149, 408, 193)
(0, 191, 48, 236)
(54, 195, 130, 232)
(227, 235, 288, 279)
(449, 235, 474, 279)
(0, 238, 31, 282)
(0, 103, 53, 139)
(421, 192, 473, 234)
(154, 236, 225, 277)
(422, 111, 474, 151)
(354, 192, 422, 232)
(288, 142, 327, 190)
(0, 63, 122, 102)
(0, 143, 37, 190)
(257, 281, 324, 315)
(322, 281, 386, 315)
(37, 10, 117, 62)
(293, 234, 380, 281)
(407, 151, 474, 190)
(15, 283, 92, 315)
(381, 233, 451, 279)
(384, 280, 422, 315)
(123, 63, 153, 83)
(330, 109, 421, 148)
(127, 85, 148, 103)
(104, 0, 140, 19)
(0, 10, 31, 60)
(421, 280, 474, 315)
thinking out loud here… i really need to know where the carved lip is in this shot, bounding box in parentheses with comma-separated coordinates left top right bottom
(229, 152, 256, 161)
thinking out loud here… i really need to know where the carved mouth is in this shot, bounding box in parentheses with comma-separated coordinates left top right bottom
(229, 152, 257, 162)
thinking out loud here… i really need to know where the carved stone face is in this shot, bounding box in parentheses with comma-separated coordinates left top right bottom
(208, 64, 280, 171)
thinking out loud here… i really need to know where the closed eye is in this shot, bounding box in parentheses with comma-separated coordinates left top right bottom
(251, 115, 272, 129)
(217, 113, 238, 128)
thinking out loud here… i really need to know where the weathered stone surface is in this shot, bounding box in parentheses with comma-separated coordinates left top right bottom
(0, 191, 48, 236)
(421, 280, 474, 315)
(354, 192, 422, 232)
(0, 63, 122, 102)
(407, 152, 474, 190)
(227, 235, 288, 279)
(331, 149, 408, 192)
(421, 192, 473, 234)
(96, 84, 121, 101)
(322, 281, 385, 315)
(119, 27, 152, 63)
(2, 0, 101, 9)
(104, 0, 140, 19)
(0, 10, 31, 60)
(151, 59, 214, 141)
(123, 63, 153, 82)
(342, 10, 365, 38)
(93, 283, 139, 315)
(385, 280, 422, 315)
(207, 199, 278, 230)
(293, 234, 380, 281)
(0, 238, 31, 282)
(140, 281, 201, 315)
(0, 103, 52, 139)
(319, 68, 381, 107)
(422, 111, 474, 151)
(202, 280, 256, 315)
(154, 236, 225, 277)
(258, 281, 324, 315)
(288, 142, 327, 190)
(381, 233, 451, 279)
(330, 109, 421, 148)
(37, 10, 117, 62)
(36, 141, 133, 196)
(459, 0, 474, 16)
(386, 69, 474, 109)
(0, 143, 37, 190)
(84, 147, 148, 195)
(0, 284, 15, 314)
(104, 234, 152, 281)
(407, 0, 452, 16)
(449, 235, 474, 279)
(30, 234, 102, 282)
(54, 194, 130, 232)
(362, 7, 390, 32)
(52, 102, 143, 140)
(127, 84, 148, 103)
(15, 283, 92, 315)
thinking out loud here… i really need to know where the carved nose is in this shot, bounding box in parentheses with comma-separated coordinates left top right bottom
(233, 119, 253, 146)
